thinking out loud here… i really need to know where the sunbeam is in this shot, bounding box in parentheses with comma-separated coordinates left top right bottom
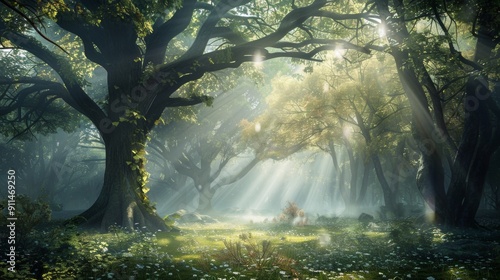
(210, 151, 343, 221)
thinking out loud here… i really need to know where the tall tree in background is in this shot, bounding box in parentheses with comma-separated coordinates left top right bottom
(374, 0, 500, 226)
(0, 0, 372, 230)
(150, 85, 264, 213)
(247, 55, 411, 213)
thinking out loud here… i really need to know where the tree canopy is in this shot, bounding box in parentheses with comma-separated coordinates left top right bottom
(0, 0, 380, 230)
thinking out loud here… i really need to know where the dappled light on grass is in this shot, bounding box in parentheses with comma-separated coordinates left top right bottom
(1, 217, 499, 279)
(425, 206, 437, 224)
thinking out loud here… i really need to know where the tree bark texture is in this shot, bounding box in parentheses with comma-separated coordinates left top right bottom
(80, 126, 168, 231)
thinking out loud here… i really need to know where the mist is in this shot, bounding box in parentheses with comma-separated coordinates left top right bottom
(1, 0, 499, 278)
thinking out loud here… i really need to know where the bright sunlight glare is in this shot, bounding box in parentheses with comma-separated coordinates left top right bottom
(253, 50, 264, 69)
(254, 122, 261, 132)
(343, 125, 353, 139)
(334, 47, 344, 59)
(378, 25, 386, 38)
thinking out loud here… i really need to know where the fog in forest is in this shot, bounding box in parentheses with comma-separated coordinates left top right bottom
(1, 0, 499, 279)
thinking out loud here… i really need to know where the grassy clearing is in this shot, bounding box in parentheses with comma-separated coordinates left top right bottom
(1, 217, 499, 279)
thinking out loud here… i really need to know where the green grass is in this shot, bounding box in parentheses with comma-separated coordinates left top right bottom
(1, 218, 499, 279)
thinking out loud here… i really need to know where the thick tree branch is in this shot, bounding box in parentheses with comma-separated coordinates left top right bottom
(0, 78, 75, 114)
(164, 96, 212, 108)
(246, 0, 328, 48)
(211, 156, 260, 192)
(272, 39, 371, 53)
(55, 14, 107, 66)
(431, 4, 482, 71)
(143, 0, 197, 66)
(180, 0, 253, 60)
(211, 26, 248, 45)
(173, 152, 201, 181)
(0, 27, 106, 129)
(149, 42, 363, 120)
(209, 153, 233, 183)
(145, 0, 370, 125)
(312, 10, 378, 23)
(4, 92, 59, 139)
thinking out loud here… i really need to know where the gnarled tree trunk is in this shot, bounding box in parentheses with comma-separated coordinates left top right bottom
(196, 184, 215, 213)
(80, 126, 167, 231)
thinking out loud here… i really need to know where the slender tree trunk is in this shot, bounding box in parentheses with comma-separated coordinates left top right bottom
(356, 160, 371, 205)
(338, 164, 349, 208)
(372, 154, 396, 212)
(328, 147, 349, 208)
(351, 97, 398, 213)
(344, 141, 358, 205)
(41, 140, 73, 207)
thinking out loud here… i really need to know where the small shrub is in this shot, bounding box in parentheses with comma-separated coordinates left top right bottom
(239, 232, 252, 240)
(0, 224, 80, 278)
(244, 239, 275, 269)
(277, 201, 307, 225)
(358, 213, 375, 225)
(281, 202, 301, 220)
(388, 219, 433, 251)
(219, 237, 295, 274)
(0, 195, 51, 235)
(222, 239, 246, 265)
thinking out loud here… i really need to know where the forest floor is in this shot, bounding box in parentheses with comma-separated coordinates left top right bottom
(1, 212, 500, 279)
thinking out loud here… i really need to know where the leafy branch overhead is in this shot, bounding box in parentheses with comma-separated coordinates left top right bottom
(0, 0, 376, 138)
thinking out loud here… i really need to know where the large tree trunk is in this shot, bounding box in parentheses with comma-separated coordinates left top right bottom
(459, 151, 490, 226)
(376, 0, 447, 223)
(71, 20, 170, 231)
(448, 80, 495, 227)
(79, 127, 167, 231)
(196, 184, 215, 213)
(416, 151, 446, 223)
(446, 24, 499, 227)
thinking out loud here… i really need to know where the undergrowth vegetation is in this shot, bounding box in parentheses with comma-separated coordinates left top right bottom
(1, 202, 499, 279)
